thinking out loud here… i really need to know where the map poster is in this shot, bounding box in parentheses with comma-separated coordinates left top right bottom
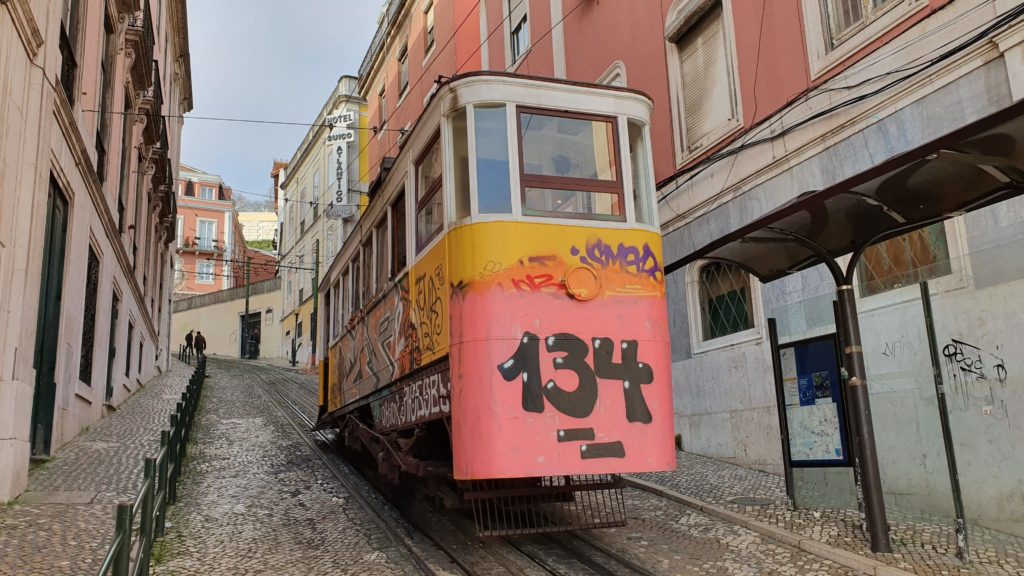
(778, 335, 850, 467)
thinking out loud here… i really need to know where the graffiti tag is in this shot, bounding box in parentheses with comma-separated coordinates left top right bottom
(942, 339, 1007, 385)
(570, 239, 662, 281)
(415, 265, 445, 356)
(372, 362, 451, 432)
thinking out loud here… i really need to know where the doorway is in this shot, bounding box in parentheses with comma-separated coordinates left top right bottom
(30, 179, 69, 456)
(239, 312, 261, 358)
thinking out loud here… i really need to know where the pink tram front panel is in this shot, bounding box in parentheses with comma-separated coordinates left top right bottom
(447, 223, 676, 480)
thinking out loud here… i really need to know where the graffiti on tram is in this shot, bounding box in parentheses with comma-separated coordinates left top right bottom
(372, 361, 451, 432)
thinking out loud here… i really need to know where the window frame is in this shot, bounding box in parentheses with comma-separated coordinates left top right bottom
(374, 217, 389, 294)
(196, 218, 217, 251)
(196, 261, 215, 284)
(664, 0, 743, 167)
(505, 0, 530, 68)
(854, 216, 971, 310)
(415, 132, 445, 251)
(685, 260, 764, 355)
(398, 41, 410, 97)
(199, 185, 216, 200)
(515, 106, 626, 222)
(801, 0, 927, 79)
(391, 190, 408, 277)
(424, 0, 436, 57)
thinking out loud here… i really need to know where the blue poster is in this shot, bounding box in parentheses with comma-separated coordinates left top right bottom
(779, 336, 850, 467)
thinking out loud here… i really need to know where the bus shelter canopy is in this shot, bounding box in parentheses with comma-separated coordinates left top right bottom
(665, 102, 1024, 283)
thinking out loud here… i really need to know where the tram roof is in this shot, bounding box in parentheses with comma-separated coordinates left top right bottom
(664, 99, 1024, 283)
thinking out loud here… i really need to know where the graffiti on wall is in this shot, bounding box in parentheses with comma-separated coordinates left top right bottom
(942, 339, 1008, 386)
(941, 338, 1011, 427)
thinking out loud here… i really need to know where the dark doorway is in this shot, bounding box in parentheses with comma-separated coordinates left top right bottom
(31, 179, 69, 456)
(239, 312, 261, 358)
(105, 292, 120, 402)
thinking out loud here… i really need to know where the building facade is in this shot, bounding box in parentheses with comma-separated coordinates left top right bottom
(278, 76, 368, 365)
(654, 0, 1024, 539)
(174, 164, 276, 298)
(0, 0, 192, 500)
(352, 0, 1024, 539)
(171, 277, 282, 360)
(238, 211, 278, 242)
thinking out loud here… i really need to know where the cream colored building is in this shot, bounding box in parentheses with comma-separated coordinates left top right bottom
(238, 211, 278, 243)
(171, 278, 282, 359)
(0, 0, 192, 500)
(278, 75, 368, 365)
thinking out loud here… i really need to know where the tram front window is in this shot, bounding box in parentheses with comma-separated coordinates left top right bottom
(518, 108, 624, 221)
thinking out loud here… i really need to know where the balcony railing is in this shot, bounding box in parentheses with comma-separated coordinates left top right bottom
(178, 237, 224, 253)
(59, 26, 77, 107)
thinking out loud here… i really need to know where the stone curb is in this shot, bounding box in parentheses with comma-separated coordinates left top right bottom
(623, 476, 916, 576)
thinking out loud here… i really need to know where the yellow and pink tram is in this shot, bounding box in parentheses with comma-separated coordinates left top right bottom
(317, 72, 674, 533)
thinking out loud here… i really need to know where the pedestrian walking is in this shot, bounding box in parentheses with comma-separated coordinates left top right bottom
(194, 331, 207, 358)
(184, 329, 194, 357)
(250, 327, 261, 359)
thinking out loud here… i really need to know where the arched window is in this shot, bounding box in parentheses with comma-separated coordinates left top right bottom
(698, 261, 753, 341)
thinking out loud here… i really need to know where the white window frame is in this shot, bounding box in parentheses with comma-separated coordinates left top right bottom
(175, 216, 183, 247)
(423, 0, 436, 61)
(197, 261, 215, 285)
(199, 185, 216, 200)
(504, 0, 531, 70)
(398, 41, 410, 97)
(802, 0, 927, 79)
(664, 0, 743, 167)
(854, 216, 971, 311)
(686, 260, 765, 355)
(196, 218, 217, 251)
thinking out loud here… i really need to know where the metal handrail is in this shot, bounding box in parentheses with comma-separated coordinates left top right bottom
(97, 357, 206, 576)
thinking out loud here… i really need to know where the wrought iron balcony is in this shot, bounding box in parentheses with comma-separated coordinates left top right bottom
(180, 236, 224, 254)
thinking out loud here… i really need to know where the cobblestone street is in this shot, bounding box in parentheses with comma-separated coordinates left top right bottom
(0, 360, 193, 576)
(150, 357, 418, 576)
(635, 453, 1024, 575)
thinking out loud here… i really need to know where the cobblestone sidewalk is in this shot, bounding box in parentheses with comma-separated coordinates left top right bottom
(0, 359, 194, 576)
(150, 358, 417, 576)
(634, 452, 1024, 575)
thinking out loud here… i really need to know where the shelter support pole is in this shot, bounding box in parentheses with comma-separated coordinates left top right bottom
(836, 285, 892, 553)
(919, 281, 970, 562)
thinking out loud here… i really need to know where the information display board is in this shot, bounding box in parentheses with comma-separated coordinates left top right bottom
(778, 335, 850, 467)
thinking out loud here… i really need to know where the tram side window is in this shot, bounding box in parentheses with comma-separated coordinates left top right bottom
(341, 269, 350, 324)
(416, 134, 444, 250)
(331, 281, 340, 340)
(453, 110, 470, 220)
(374, 219, 388, 292)
(475, 105, 512, 214)
(362, 238, 374, 304)
(352, 255, 361, 311)
(518, 108, 624, 221)
(628, 119, 655, 225)
(391, 191, 407, 277)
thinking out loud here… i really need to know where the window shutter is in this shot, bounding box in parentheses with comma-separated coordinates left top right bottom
(184, 180, 195, 196)
(677, 5, 734, 151)
(509, 0, 527, 30)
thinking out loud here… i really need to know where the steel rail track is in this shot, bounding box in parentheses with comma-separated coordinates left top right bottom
(235, 360, 659, 576)
(231, 360, 454, 576)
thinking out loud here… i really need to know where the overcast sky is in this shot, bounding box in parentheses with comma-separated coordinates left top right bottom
(181, 1, 382, 203)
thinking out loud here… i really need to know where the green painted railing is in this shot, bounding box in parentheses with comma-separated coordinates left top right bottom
(97, 356, 206, 576)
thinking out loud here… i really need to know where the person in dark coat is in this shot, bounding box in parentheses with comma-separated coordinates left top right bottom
(184, 330, 194, 356)
(194, 331, 207, 358)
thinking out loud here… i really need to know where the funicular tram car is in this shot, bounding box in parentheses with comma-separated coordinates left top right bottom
(317, 72, 675, 535)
